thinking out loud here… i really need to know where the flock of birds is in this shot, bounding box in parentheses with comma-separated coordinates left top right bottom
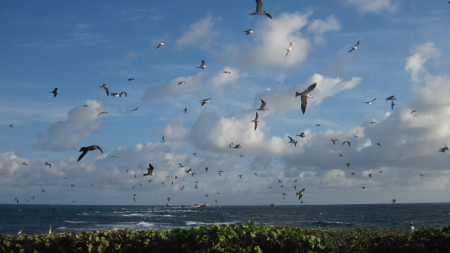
(7, 0, 450, 230)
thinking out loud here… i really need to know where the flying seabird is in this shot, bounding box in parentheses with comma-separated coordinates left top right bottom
(45, 162, 51, 168)
(183, 107, 187, 113)
(252, 112, 259, 131)
(50, 88, 59, 98)
(41, 189, 45, 193)
(346, 163, 350, 167)
(239, 175, 242, 178)
(131, 107, 139, 112)
(22, 162, 27, 166)
(377, 143, 381, 146)
(205, 167, 209, 172)
(296, 188, 305, 200)
(77, 145, 103, 162)
(244, 29, 253, 35)
(256, 99, 269, 111)
(341, 141, 350, 146)
(128, 78, 134, 81)
(410, 110, 416, 114)
(348, 40, 359, 53)
(419, 174, 424, 176)
(110, 91, 127, 97)
(368, 174, 372, 177)
(362, 187, 365, 190)
(199, 98, 212, 106)
(9, 124, 14, 128)
(379, 171, 383, 173)
(156, 41, 164, 49)
(161, 136, 165, 143)
(385, 95, 396, 101)
(391, 101, 396, 110)
(285, 42, 292, 57)
(174, 175, 178, 179)
(233, 144, 243, 149)
(363, 98, 376, 104)
(205, 194, 209, 197)
(178, 81, 185, 85)
(295, 83, 317, 114)
(185, 168, 192, 174)
(178, 163, 184, 168)
(351, 173, 355, 176)
(222, 71, 231, 74)
(330, 139, 338, 145)
(98, 111, 107, 116)
(297, 132, 305, 138)
(249, 0, 272, 19)
(197, 60, 206, 69)
(288, 136, 297, 147)
(316, 124, 321, 127)
(339, 154, 344, 157)
(439, 143, 449, 153)
(370, 121, 378, 124)
(144, 164, 156, 176)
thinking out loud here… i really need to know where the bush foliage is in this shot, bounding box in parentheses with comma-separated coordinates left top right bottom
(1, 222, 450, 253)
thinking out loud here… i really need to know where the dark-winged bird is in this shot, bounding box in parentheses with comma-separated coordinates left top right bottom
(77, 145, 103, 162)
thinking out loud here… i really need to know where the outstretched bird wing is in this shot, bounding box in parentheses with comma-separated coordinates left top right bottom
(77, 148, 88, 162)
(256, 0, 263, 12)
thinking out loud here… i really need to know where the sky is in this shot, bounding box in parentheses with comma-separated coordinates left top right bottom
(1, 0, 450, 206)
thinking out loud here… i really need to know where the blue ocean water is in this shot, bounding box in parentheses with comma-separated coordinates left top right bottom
(1, 203, 449, 235)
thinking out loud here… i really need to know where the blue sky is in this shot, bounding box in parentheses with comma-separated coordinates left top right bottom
(1, 0, 450, 206)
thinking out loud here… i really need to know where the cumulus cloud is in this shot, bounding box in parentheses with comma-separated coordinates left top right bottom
(346, 0, 399, 14)
(405, 42, 440, 83)
(33, 101, 104, 151)
(160, 115, 188, 140)
(176, 16, 219, 50)
(307, 15, 341, 44)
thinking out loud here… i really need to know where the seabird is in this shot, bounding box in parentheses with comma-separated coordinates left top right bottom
(271, 204, 274, 208)
(362, 187, 365, 190)
(419, 174, 424, 176)
(204, 167, 208, 172)
(222, 71, 231, 74)
(174, 175, 178, 179)
(293, 186, 297, 190)
(161, 136, 165, 143)
(98, 111, 107, 116)
(239, 175, 242, 178)
(439, 143, 449, 153)
(131, 107, 139, 112)
(178, 81, 185, 85)
(77, 145, 103, 162)
(370, 121, 378, 124)
(22, 162, 27, 166)
(41, 189, 45, 192)
(99, 84, 109, 96)
(377, 143, 381, 146)
(255, 173, 258, 176)
(199, 98, 212, 106)
(363, 98, 376, 104)
(50, 88, 59, 98)
(316, 124, 321, 127)
(181, 186, 184, 190)
(297, 132, 306, 138)
(285, 42, 292, 57)
(348, 41, 359, 53)
(256, 99, 269, 111)
(296, 188, 305, 200)
(110, 91, 127, 97)
(379, 171, 383, 173)
(339, 154, 344, 157)
(233, 144, 242, 149)
(205, 194, 209, 197)
(252, 112, 259, 131)
(287, 136, 297, 147)
(408, 222, 415, 233)
(351, 173, 355, 176)
(330, 139, 338, 145)
(9, 124, 14, 128)
(91, 184, 94, 187)
(185, 168, 192, 174)
(244, 29, 253, 35)
(341, 141, 350, 146)
(195, 184, 198, 189)
(177, 163, 184, 168)
(368, 174, 372, 177)
(45, 162, 51, 168)
(249, 0, 273, 19)
(385, 95, 396, 101)
(144, 164, 156, 176)
(346, 163, 350, 167)
(162, 182, 164, 186)
(355, 135, 358, 138)
(295, 83, 317, 114)
(183, 107, 187, 113)
(156, 41, 164, 49)
(391, 101, 396, 110)
(410, 110, 416, 114)
(128, 78, 134, 81)
(197, 60, 206, 69)
(48, 225, 53, 234)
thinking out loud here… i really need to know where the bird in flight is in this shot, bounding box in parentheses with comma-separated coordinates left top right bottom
(156, 41, 164, 49)
(410, 110, 416, 114)
(370, 121, 378, 125)
(295, 83, 317, 114)
(98, 111, 107, 116)
(244, 29, 253, 35)
(45, 162, 51, 168)
(110, 91, 127, 97)
(183, 107, 187, 113)
(346, 163, 350, 167)
(368, 174, 373, 177)
(330, 138, 338, 145)
(351, 173, 355, 176)
(233, 144, 242, 149)
(77, 145, 103, 162)
(339, 154, 344, 157)
(193, 153, 197, 156)
(363, 98, 376, 104)
(22, 162, 27, 166)
(385, 95, 396, 101)
(252, 112, 259, 131)
(377, 143, 381, 146)
(439, 144, 449, 153)
(9, 124, 14, 128)
(288, 136, 297, 147)
(178, 81, 185, 85)
(392, 199, 396, 204)
(197, 60, 206, 69)
(185, 168, 192, 174)
(128, 78, 134, 81)
(256, 99, 269, 111)
(144, 164, 156, 176)
(297, 188, 306, 200)
(285, 42, 292, 57)
(249, 0, 272, 19)
(50, 88, 59, 98)
(391, 101, 396, 110)
(161, 136, 165, 143)
(348, 40, 360, 53)
(199, 98, 212, 106)
(297, 132, 305, 138)
(205, 167, 209, 172)
(222, 71, 231, 74)
(131, 107, 139, 112)
(341, 141, 351, 146)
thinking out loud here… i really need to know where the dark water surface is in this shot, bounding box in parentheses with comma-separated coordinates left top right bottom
(1, 203, 449, 235)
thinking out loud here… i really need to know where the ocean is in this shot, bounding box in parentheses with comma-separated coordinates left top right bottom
(1, 203, 449, 235)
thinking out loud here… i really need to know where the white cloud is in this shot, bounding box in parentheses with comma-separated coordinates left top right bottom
(346, 0, 399, 14)
(161, 115, 188, 141)
(176, 16, 219, 50)
(405, 42, 440, 83)
(307, 15, 341, 44)
(33, 101, 104, 151)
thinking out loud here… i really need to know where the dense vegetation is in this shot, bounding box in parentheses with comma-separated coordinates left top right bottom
(1, 222, 449, 253)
